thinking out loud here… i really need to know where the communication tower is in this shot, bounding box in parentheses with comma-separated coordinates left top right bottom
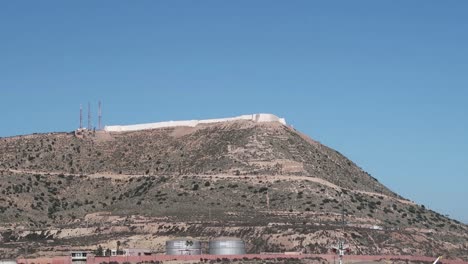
(87, 102, 91, 130)
(79, 104, 83, 129)
(98, 101, 102, 130)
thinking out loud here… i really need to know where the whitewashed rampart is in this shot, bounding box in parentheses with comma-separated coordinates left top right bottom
(104, 113, 286, 132)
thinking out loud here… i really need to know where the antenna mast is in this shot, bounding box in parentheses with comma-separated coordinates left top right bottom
(79, 104, 83, 129)
(98, 101, 102, 130)
(87, 102, 91, 130)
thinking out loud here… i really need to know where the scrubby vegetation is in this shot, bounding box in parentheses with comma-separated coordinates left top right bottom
(0, 121, 466, 259)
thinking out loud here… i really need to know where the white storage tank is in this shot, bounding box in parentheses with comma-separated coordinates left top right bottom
(166, 238, 202, 255)
(209, 237, 246, 255)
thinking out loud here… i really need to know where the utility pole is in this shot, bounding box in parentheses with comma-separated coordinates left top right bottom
(339, 192, 348, 264)
(332, 191, 349, 264)
(266, 190, 270, 210)
(341, 192, 345, 232)
(25, 245, 28, 264)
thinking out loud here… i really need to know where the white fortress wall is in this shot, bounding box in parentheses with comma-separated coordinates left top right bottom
(104, 113, 286, 132)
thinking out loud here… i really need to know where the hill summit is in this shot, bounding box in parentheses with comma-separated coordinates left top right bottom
(0, 114, 466, 259)
(2, 113, 393, 196)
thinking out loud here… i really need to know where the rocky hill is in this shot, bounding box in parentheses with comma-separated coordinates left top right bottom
(0, 121, 394, 196)
(0, 120, 466, 259)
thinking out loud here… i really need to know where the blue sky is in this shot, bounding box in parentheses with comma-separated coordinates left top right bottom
(0, 1, 467, 223)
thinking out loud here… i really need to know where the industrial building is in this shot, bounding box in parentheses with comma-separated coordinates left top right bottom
(165, 238, 202, 255)
(109, 248, 151, 256)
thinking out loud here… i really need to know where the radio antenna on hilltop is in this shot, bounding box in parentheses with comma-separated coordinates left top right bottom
(87, 102, 91, 130)
(98, 100, 102, 130)
(79, 104, 83, 129)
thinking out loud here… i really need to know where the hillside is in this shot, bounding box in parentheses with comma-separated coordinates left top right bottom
(0, 120, 466, 259)
(0, 121, 394, 196)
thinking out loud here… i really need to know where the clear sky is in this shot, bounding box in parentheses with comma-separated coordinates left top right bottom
(0, 1, 467, 223)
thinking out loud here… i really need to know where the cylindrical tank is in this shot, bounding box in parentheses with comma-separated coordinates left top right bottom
(166, 238, 202, 255)
(209, 237, 246, 255)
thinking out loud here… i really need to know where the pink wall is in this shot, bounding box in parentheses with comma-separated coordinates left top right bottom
(17, 254, 468, 264)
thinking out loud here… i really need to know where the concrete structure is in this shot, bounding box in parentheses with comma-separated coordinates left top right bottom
(209, 237, 246, 255)
(166, 238, 202, 255)
(0, 260, 17, 264)
(122, 248, 152, 256)
(104, 113, 286, 132)
(70, 251, 87, 264)
(111, 248, 151, 256)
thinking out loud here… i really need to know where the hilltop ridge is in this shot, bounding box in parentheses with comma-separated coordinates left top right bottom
(0, 119, 394, 197)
